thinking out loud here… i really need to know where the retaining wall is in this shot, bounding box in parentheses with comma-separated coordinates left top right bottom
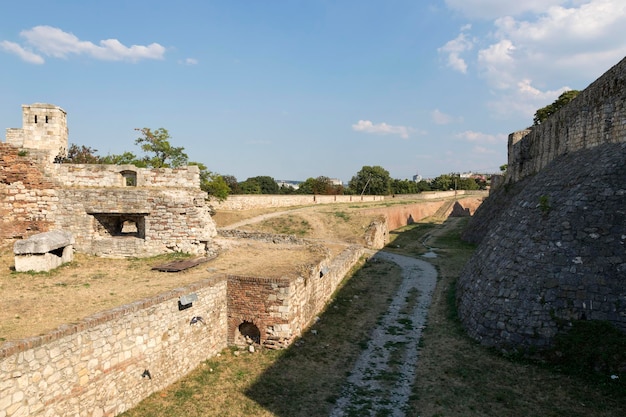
(0, 276, 228, 417)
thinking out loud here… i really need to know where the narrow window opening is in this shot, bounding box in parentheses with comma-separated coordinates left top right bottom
(45, 115, 49, 123)
(34, 115, 37, 123)
(121, 170, 137, 187)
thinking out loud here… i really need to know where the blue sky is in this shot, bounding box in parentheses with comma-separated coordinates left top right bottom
(1, 1, 625, 183)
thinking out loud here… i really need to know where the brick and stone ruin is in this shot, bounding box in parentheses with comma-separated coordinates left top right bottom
(1, 103, 217, 261)
(458, 55, 626, 352)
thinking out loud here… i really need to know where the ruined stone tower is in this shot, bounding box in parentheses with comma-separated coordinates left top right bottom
(5, 103, 68, 160)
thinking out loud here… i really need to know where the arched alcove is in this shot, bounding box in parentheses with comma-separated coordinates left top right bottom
(237, 321, 261, 345)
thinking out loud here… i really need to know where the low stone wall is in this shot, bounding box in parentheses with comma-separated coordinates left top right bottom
(215, 194, 385, 210)
(0, 241, 365, 416)
(361, 195, 485, 231)
(0, 276, 228, 417)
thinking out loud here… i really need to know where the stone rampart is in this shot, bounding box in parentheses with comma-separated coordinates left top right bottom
(457, 55, 626, 351)
(507, 56, 626, 183)
(54, 188, 216, 257)
(0, 276, 228, 417)
(362, 195, 485, 231)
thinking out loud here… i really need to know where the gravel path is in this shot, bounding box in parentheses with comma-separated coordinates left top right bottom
(329, 251, 437, 417)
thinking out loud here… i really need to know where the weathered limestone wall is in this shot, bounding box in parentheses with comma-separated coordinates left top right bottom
(0, 276, 228, 417)
(1, 241, 365, 416)
(48, 164, 200, 188)
(228, 245, 364, 349)
(457, 55, 626, 351)
(507, 56, 626, 183)
(1, 143, 217, 257)
(216, 194, 385, 210)
(54, 188, 216, 257)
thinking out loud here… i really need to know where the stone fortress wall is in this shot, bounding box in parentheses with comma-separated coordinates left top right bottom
(457, 56, 626, 351)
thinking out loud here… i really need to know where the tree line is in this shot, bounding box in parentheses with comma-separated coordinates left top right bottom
(59, 129, 493, 200)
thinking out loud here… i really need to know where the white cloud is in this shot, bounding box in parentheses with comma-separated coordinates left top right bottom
(437, 27, 473, 73)
(1, 26, 166, 63)
(443, 1, 626, 119)
(181, 58, 198, 65)
(456, 130, 507, 144)
(352, 120, 412, 139)
(444, 0, 565, 19)
(431, 109, 462, 125)
(0, 40, 44, 64)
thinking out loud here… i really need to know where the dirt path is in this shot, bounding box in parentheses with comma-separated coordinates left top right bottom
(329, 251, 437, 417)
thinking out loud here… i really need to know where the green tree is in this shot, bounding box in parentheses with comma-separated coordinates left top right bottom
(222, 175, 240, 194)
(348, 166, 392, 195)
(99, 151, 140, 166)
(391, 179, 418, 195)
(239, 179, 262, 194)
(62, 144, 101, 164)
(241, 176, 279, 194)
(430, 174, 454, 191)
(457, 177, 479, 190)
(134, 127, 189, 168)
(188, 162, 230, 201)
(297, 176, 337, 195)
(533, 90, 580, 125)
(416, 180, 431, 192)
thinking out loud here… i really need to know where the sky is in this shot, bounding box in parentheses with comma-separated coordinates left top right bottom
(1, 1, 625, 183)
